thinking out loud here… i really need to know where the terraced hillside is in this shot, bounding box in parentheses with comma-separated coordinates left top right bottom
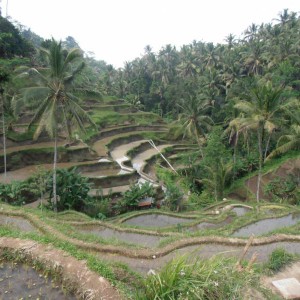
(1, 97, 300, 299)
(0, 96, 195, 206)
(1, 201, 300, 298)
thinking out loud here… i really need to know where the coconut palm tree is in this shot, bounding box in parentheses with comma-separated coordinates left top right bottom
(21, 39, 95, 212)
(233, 81, 286, 202)
(173, 96, 213, 157)
(0, 68, 10, 180)
(267, 124, 300, 160)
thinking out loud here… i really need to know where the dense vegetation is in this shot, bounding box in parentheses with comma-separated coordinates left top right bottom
(0, 9, 299, 210)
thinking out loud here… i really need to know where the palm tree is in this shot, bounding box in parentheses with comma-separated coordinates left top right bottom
(233, 81, 286, 201)
(22, 39, 95, 211)
(0, 68, 10, 180)
(267, 124, 300, 160)
(174, 97, 213, 157)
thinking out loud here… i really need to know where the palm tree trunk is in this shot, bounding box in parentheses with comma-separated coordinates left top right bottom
(53, 130, 58, 212)
(233, 131, 239, 181)
(264, 132, 272, 161)
(256, 126, 264, 202)
(1, 93, 7, 180)
(195, 132, 204, 158)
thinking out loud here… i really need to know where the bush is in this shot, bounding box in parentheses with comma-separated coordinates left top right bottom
(83, 197, 112, 218)
(47, 168, 92, 212)
(267, 248, 294, 272)
(114, 182, 155, 214)
(0, 167, 49, 205)
(138, 254, 257, 300)
(164, 183, 184, 211)
(0, 181, 27, 204)
(264, 173, 300, 204)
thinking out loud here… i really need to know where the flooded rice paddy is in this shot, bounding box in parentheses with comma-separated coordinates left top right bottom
(0, 262, 76, 299)
(0, 215, 36, 232)
(233, 213, 300, 237)
(123, 214, 194, 227)
(195, 216, 233, 230)
(96, 241, 300, 275)
(131, 144, 172, 173)
(231, 206, 251, 216)
(78, 226, 162, 247)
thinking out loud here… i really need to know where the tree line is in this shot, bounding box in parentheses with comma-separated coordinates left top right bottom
(0, 9, 299, 207)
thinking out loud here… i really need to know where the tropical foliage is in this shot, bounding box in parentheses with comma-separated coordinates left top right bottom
(0, 9, 300, 206)
(47, 168, 91, 212)
(139, 254, 258, 300)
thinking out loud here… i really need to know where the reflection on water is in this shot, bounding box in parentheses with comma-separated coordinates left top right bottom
(231, 206, 251, 217)
(79, 226, 162, 247)
(124, 213, 193, 227)
(0, 262, 76, 299)
(0, 215, 36, 232)
(233, 213, 300, 237)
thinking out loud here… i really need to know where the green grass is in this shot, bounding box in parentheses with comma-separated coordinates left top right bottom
(266, 247, 295, 273)
(138, 254, 259, 300)
(6, 127, 35, 142)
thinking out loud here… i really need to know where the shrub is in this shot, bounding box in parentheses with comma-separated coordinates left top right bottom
(114, 182, 155, 214)
(47, 168, 92, 212)
(164, 183, 184, 211)
(0, 167, 49, 205)
(138, 254, 257, 300)
(267, 248, 294, 272)
(264, 173, 300, 204)
(83, 197, 112, 218)
(0, 181, 27, 204)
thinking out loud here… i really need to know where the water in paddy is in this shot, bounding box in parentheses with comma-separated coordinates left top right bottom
(95, 241, 300, 275)
(233, 213, 300, 237)
(131, 144, 172, 173)
(110, 140, 147, 172)
(231, 206, 251, 216)
(0, 215, 36, 232)
(110, 140, 147, 162)
(79, 226, 162, 247)
(124, 214, 193, 227)
(195, 216, 233, 230)
(0, 262, 76, 299)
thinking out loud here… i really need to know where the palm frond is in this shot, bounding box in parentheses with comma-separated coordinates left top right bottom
(29, 96, 52, 130)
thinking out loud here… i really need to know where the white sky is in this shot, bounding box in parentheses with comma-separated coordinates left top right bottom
(2, 0, 299, 68)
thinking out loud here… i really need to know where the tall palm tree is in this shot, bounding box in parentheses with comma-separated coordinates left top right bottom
(174, 97, 213, 156)
(0, 68, 10, 180)
(22, 39, 95, 211)
(233, 81, 286, 201)
(266, 124, 300, 160)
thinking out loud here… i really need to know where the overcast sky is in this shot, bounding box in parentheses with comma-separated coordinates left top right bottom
(2, 0, 299, 68)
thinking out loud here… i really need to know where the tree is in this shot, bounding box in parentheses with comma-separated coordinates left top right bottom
(173, 96, 213, 156)
(0, 68, 10, 180)
(233, 80, 286, 201)
(21, 39, 95, 212)
(200, 127, 231, 201)
(47, 168, 91, 212)
(0, 15, 34, 58)
(266, 122, 300, 160)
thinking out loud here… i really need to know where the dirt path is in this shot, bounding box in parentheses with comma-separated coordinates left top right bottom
(0, 237, 122, 300)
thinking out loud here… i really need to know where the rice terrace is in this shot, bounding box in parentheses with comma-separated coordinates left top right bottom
(0, 5, 300, 300)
